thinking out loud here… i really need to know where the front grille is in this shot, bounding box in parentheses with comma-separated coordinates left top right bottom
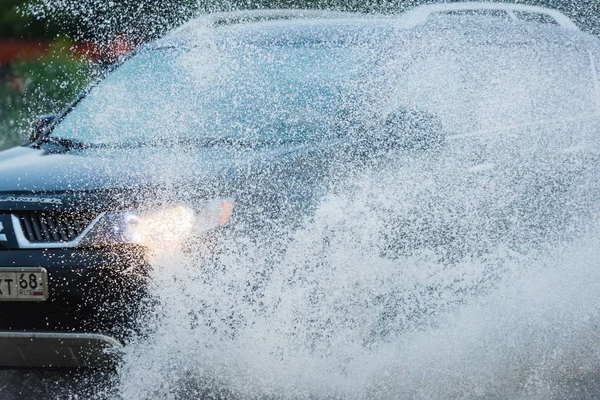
(16, 211, 98, 243)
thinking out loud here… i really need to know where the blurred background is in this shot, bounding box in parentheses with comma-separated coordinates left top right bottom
(0, 0, 598, 151)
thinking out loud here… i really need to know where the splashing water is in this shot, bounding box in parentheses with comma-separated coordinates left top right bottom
(110, 147, 600, 398)
(4, 1, 600, 399)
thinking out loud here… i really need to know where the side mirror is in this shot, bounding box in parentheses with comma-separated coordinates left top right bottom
(29, 114, 57, 143)
(381, 109, 445, 150)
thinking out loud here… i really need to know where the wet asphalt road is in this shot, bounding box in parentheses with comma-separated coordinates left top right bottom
(3, 369, 600, 399)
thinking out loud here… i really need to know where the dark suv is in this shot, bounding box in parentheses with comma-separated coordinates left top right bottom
(1, 3, 597, 367)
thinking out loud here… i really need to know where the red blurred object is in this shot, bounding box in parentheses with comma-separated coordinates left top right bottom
(0, 35, 136, 66)
(0, 40, 51, 91)
(72, 35, 137, 62)
(0, 36, 136, 91)
(0, 39, 50, 63)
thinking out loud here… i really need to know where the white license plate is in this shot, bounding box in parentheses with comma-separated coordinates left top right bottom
(0, 268, 48, 301)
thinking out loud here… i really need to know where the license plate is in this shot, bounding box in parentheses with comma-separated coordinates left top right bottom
(0, 268, 48, 301)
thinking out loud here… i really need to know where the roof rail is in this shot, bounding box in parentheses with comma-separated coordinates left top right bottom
(397, 2, 580, 31)
(200, 9, 359, 27)
(163, 9, 360, 42)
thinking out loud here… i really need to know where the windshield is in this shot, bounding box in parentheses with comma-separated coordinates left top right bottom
(376, 44, 600, 136)
(50, 38, 373, 146)
(50, 28, 600, 146)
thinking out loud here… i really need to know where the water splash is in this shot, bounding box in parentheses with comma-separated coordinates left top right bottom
(4, 2, 600, 399)
(115, 148, 600, 399)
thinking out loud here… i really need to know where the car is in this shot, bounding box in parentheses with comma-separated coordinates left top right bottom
(1, 2, 599, 368)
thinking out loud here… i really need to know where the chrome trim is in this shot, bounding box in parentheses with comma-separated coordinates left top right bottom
(11, 213, 105, 249)
(0, 332, 123, 368)
(0, 332, 122, 347)
(0, 267, 49, 301)
(0, 221, 6, 242)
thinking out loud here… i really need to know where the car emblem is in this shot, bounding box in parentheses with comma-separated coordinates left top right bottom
(0, 196, 62, 205)
(0, 222, 6, 242)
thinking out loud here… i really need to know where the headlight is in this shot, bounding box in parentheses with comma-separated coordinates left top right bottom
(80, 199, 233, 248)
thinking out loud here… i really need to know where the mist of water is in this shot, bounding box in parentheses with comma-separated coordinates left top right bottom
(112, 143, 600, 399)
(5, 2, 600, 399)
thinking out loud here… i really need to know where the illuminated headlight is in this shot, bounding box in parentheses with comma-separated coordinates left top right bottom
(80, 199, 233, 248)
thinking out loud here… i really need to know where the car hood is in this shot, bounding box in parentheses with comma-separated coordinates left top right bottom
(0, 142, 326, 211)
(0, 146, 243, 190)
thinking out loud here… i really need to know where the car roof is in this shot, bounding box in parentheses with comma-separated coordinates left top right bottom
(153, 12, 392, 48)
(163, 10, 362, 36)
(153, 5, 599, 51)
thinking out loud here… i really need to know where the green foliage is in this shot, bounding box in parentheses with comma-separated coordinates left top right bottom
(0, 0, 60, 38)
(26, 0, 199, 42)
(0, 43, 93, 150)
(0, 0, 29, 38)
(12, 43, 92, 108)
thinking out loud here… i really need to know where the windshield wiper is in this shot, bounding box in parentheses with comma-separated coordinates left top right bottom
(38, 136, 97, 150)
(38, 136, 307, 150)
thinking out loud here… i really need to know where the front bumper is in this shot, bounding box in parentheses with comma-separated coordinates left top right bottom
(0, 247, 149, 368)
(0, 332, 122, 368)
